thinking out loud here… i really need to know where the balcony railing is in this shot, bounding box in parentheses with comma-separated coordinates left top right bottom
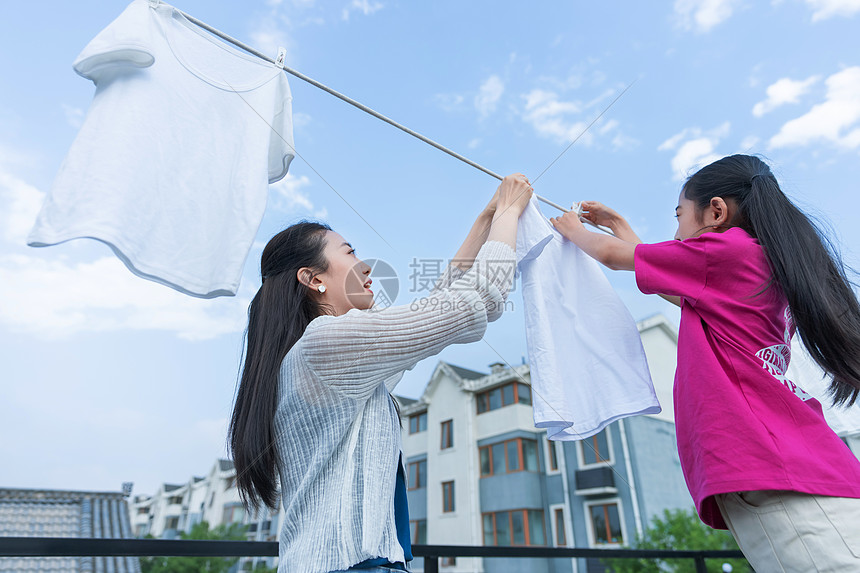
(0, 537, 744, 573)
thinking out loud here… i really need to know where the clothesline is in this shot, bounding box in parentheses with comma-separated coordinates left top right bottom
(176, 4, 615, 235)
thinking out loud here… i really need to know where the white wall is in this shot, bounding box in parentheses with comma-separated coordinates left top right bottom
(638, 322, 678, 424)
(425, 370, 481, 572)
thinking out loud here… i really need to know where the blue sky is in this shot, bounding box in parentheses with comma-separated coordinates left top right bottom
(2, 0, 860, 497)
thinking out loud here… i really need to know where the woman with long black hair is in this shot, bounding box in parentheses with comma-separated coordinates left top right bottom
(229, 174, 532, 573)
(551, 154, 860, 571)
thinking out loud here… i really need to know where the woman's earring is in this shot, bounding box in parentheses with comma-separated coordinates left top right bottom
(317, 285, 326, 293)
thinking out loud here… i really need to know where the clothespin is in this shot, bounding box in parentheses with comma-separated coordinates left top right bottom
(275, 47, 287, 69)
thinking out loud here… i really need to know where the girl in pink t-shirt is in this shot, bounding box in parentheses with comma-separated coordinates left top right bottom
(551, 154, 860, 571)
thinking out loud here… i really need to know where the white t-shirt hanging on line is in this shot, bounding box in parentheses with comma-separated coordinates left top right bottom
(516, 197, 660, 440)
(28, 0, 295, 298)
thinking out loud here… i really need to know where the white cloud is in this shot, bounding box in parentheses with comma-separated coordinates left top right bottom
(739, 135, 760, 150)
(659, 122, 730, 180)
(342, 0, 383, 20)
(673, 0, 740, 32)
(521, 89, 590, 144)
(748, 62, 766, 88)
(269, 173, 328, 219)
(434, 93, 465, 112)
(293, 112, 312, 129)
(0, 142, 38, 172)
(611, 133, 640, 151)
(803, 0, 860, 21)
(599, 119, 620, 135)
(249, 18, 291, 61)
(467, 138, 481, 149)
(61, 104, 84, 130)
(520, 85, 635, 149)
(598, 118, 639, 150)
(0, 167, 250, 341)
(0, 253, 250, 341)
(474, 75, 504, 118)
(769, 66, 860, 149)
(0, 169, 45, 245)
(752, 75, 820, 117)
(270, 173, 316, 211)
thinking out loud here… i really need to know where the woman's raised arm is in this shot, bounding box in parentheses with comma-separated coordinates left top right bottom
(299, 175, 532, 400)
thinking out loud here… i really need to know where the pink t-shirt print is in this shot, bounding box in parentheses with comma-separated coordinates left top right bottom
(755, 306, 813, 402)
(634, 227, 860, 529)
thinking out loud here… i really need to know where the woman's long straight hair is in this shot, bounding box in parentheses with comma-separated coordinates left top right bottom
(684, 154, 860, 406)
(229, 221, 332, 511)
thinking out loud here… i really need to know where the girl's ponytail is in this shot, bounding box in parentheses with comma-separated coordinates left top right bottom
(685, 155, 860, 406)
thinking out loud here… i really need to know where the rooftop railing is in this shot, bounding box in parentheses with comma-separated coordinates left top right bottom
(0, 537, 745, 573)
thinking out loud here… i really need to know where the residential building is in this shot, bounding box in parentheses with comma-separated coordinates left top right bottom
(0, 484, 140, 573)
(786, 339, 860, 458)
(130, 458, 277, 571)
(397, 314, 691, 573)
(130, 458, 244, 539)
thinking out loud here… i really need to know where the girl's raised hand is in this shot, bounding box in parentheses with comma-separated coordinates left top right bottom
(550, 210, 585, 240)
(580, 201, 625, 229)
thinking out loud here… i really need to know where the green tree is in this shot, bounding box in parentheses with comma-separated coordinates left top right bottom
(140, 520, 248, 573)
(602, 508, 751, 573)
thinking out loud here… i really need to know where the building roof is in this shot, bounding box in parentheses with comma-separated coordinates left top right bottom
(444, 362, 486, 380)
(393, 395, 418, 406)
(218, 459, 235, 472)
(637, 312, 679, 342)
(0, 487, 141, 573)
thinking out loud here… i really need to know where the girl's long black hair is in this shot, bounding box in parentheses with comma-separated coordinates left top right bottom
(229, 221, 332, 511)
(684, 154, 860, 406)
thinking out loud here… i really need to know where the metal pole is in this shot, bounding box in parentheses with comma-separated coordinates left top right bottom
(176, 9, 594, 221)
(424, 556, 440, 573)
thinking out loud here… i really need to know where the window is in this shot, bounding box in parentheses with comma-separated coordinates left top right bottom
(580, 429, 611, 466)
(222, 504, 245, 524)
(411, 519, 427, 544)
(518, 384, 532, 404)
(554, 508, 566, 546)
(547, 437, 560, 472)
(409, 411, 427, 434)
(167, 495, 183, 505)
(482, 509, 546, 546)
(137, 507, 149, 515)
(476, 382, 532, 414)
(479, 438, 539, 477)
(164, 516, 180, 530)
(407, 459, 427, 490)
(588, 502, 623, 545)
(441, 557, 456, 567)
(442, 481, 455, 513)
(225, 476, 237, 490)
(440, 419, 453, 449)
